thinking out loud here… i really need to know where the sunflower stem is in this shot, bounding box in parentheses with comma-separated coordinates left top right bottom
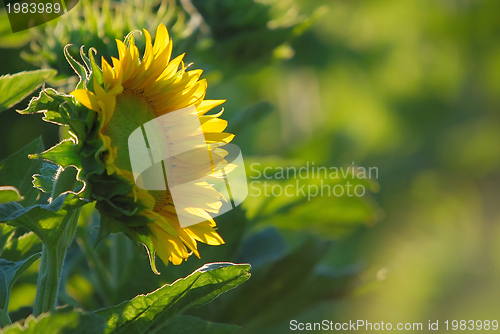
(33, 207, 81, 316)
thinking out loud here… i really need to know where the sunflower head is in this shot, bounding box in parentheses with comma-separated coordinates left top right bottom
(31, 24, 234, 273)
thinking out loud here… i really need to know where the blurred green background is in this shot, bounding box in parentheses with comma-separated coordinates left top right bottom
(1, 0, 500, 332)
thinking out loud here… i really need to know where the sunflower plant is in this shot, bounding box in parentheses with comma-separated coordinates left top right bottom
(0, 24, 250, 333)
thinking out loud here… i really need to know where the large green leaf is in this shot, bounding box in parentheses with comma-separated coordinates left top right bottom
(0, 253, 41, 312)
(0, 69, 57, 112)
(1, 307, 106, 334)
(159, 315, 239, 334)
(0, 137, 45, 207)
(95, 263, 251, 334)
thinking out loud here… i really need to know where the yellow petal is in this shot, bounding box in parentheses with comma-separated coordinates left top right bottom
(101, 57, 115, 89)
(201, 118, 228, 133)
(197, 100, 226, 115)
(204, 132, 235, 144)
(71, 89, 101, 112)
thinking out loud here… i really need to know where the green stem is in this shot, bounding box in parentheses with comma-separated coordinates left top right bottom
(0, 308, 12, 327)
(33, 208, 81, 316)
(33, 245, 58, 316)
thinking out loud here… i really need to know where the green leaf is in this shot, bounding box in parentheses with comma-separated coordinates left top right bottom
(0, 69, 57, 112)
(95, 263, 251, 334)
(0, 187, 23, 204)
(0, 137, 45, 207)
(0, 194, 85, 249)
(159, 315, 240, 334)
(0, 252, 41, 311)
(1, 307, 106, 334)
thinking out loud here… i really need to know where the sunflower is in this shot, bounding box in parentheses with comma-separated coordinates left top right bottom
(70, 24, 234, 267)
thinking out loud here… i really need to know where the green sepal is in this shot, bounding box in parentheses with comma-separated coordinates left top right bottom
(124, 30, 141, 48)
(136, 232, 160, 275)
(90, 172, 150, 222)
(93, 210, 151, 250)
(30, 139, 81, 169)
(64, 44, 88, 90)
(51, 166, 85, 198)
(80, 47, 105, 93)
(89, 173, 132, 202)
(33, 163, 59, 194)
(88, 48, 104, 86)
(94, 200, 152, 241)
(79, 46, 92, 77)
(90, 171, 153, 249)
